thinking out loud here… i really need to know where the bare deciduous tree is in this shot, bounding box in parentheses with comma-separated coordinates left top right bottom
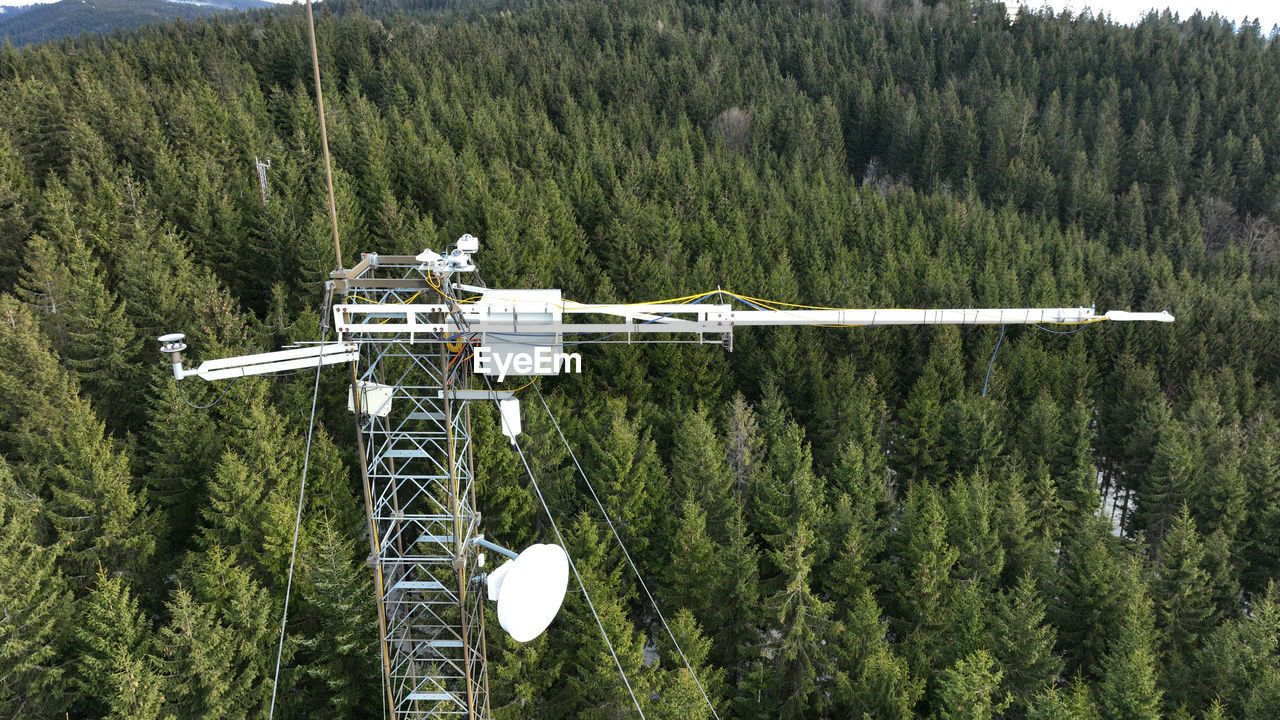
(1201, 196, 1239, 253)
(710, 106, 751, 153)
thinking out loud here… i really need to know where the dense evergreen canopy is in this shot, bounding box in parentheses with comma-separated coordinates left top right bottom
(0, 0, 1277, 717)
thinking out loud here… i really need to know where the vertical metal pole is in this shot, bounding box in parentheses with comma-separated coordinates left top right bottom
(444, 328, 479, 720)
(349, 353, 398, 713)
(466, 403, 495, 720)
(303, 0, 343, 271)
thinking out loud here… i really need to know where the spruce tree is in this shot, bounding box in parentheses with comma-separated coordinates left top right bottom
(1024, 467, 1063, 547)
(946, 472, 1005, 591)
(577, 398, 664, 556)
(808, 357, 875, 466)
(1018, 389, 1062, 480)
(0, 462, 72, 719)
(724, 392, 763, 500)
(1154, 505, 1217, 704)
(935, 650, 1010, 720)
(1053, 517, 1133, 675)
(296, 521, 380, 717)
(17, 226, 140, 431)
(1026, 680, 1101, 720)
(707, 505, 761, 679)
(470, 400, 537, 551)
(1242, 419, 1280, 596)
(42, 392, 157, 584)
(1056, 399, 1103, 527)
(831, 588, 923, 720)
(891, 366, 944, 484)
(821, 440, 892, 603)
(102, 644, 171, 720)
(1132, 420, 1195, 545)
(822, 493, 877, 613)
(550, 514, 652, 719)
(0, 296, 155, 585)
(142, 379, 222, 553)
(756, 419, 824, 567)
(761, 523, 834, 720)
(198, 396, 346, 579)
(157, 547, 277, 720)
(941, 396, 1005, 479)
(16, 234, 75, 350)
(0, 129, 30, 291)
(73, 571, 156, 717)
(671, 407, 734, 538)
(1095, 587, 1163, 720)
(994, 472, 1049, 586)
(827, 434, 892, 521)
(652, 609, 724, 720)
(663, 496, 721, 624)
(893, 482, 959, 680)
(1188, 581, 1280, 717)
(989, 574, 1063, 710)
(1183, 389, 1247, 542)
(487, 617, 559, 720)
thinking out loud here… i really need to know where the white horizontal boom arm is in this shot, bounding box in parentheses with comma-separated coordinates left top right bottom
(180, 342, 359, 381)
(332, 300, 1172, 338)
(724, 307, 1174, 326)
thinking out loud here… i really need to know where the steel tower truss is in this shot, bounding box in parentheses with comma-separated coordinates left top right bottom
(331, 254, 490, 719)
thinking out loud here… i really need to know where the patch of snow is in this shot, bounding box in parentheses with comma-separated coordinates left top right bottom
(1097, 470, 1133, 538)
(642, 635, 658, 667)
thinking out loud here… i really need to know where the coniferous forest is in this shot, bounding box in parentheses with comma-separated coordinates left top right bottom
(1, 0, 1279, 717)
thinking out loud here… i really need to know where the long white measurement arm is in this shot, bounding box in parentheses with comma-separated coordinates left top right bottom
(330, 294, 1173, 339)
(169, 342, 359, 381)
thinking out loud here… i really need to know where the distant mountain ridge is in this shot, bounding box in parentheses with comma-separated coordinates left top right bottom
(0, 4, 37, 18)
(0, 0, 271, 47)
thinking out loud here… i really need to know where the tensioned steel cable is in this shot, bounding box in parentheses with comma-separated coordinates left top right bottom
(482, 375, 647, 719)
(534, 383, 720, 720)
(982, 324, 1006, 397)
(267, 342, 326, 720)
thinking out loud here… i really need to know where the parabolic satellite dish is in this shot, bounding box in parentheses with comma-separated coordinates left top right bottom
(486, 543, 570, 642)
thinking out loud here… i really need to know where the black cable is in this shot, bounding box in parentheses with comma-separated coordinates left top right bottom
(172, 354, 325, 409)
(175, 374, 242, 410)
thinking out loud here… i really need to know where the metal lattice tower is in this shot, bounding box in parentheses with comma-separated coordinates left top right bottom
(331, 254, 490, 719)
(163, 241, 1175, 720)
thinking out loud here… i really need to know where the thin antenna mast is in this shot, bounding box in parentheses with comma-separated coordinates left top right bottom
(255, 156, 271, 205)
(304, 0, 343, 271)
(301, 0, 399, 710)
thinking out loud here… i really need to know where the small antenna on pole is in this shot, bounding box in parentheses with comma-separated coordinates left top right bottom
(255, 155, 271, 206)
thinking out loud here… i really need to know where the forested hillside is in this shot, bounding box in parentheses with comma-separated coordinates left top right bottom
(0, 0, 271, 48)
(0, 0, 1278, 717)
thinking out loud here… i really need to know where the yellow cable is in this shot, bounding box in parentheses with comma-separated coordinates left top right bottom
(1040, 317, 1109, 326)
(721, 290, 864, 327)
(723, 291, 855, 311)
(474, 289, 720, 311)
(347, 291, 422, 305)
(502, 376, 539, 393)
(358, 285, 1106, 330)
